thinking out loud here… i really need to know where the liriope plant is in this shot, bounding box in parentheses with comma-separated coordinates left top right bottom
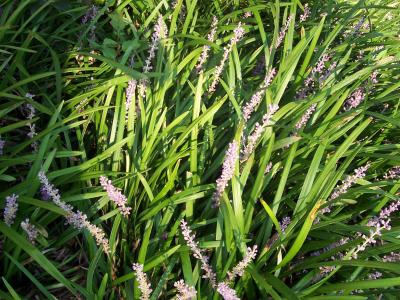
(0, 0, 400, 299)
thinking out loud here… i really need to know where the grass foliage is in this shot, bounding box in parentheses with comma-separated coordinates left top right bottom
(1, 0, 400, 299)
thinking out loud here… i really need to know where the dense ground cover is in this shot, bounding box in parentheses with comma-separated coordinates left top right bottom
(1, 0, 400, 299)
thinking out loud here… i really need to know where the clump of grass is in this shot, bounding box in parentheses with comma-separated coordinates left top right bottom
(0, 0, 400, 299)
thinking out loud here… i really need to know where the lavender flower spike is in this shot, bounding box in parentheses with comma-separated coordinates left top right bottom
(208, 22, 245, 93)
(383, 166, 400, 180)
(279, 216, 291, 233)
(352, 200, 400, 259)
(196, 16, 218, 74)
(4, 194, 18, 226)
(300, 4, 310, 23)
(212, 141, 239, 207)
(295, 103, 317, 130)
(217, 283, 240, 300)
(274, 15, 293, 49)
(100, 176, 131, 217)
(0, 136, 4, 155)
(39, 171, 110, 254)
(21, 219, 38, 244)
(138, 15, 168, 97)
(132, 263, 152, 300)
(242, 68, 276, 122)
(174, 280, 197, 300)
(329, 163, 370, 200)
(241, 104, 279, 162)
(226, 245, 258, 283)
(180, 219, 217, 288)
(126, 79, 137, 119)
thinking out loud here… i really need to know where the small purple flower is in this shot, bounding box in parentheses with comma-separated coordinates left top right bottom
(384, 166, 400, 180)
(383, 252, 400, 262)
(368, 271, 382, 280)
(4, 194, 18, 226)
(81, 5, 98, 25)
(21, 218, 38, 244)
(0, 136, 5, 155)
(279, 216, 291, 233)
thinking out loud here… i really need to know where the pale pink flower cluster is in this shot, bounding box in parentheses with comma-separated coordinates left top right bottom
(212, 141, 239, 207)
(370, 71, 378, 84)
(352, 200, 400, 259)
(383, 252, 400, 262)
(0, 136, 4, 155)
(138, 15, 168, 97)
(39, 171, 110, 253)
(300, 4, 310, 23)
(242, 68, 276, 122)
(243, 12, 252, 18)
(126, 79, 137, 119)
(174, 280, 197, 300)
(208, 22, 245, 93)
(4, 194, 18, 226)
(344, 88, 365, 110)
(180, 219, 217, 287)
(21, 218, 38, 244)
(241, 104, 279, 162)
(295, 103, 317, 130)
(264, 162, 273, 174)
(100, 176, 131, 217)
(329, 163, 370, 200)
(217, 283, 240, 300)
(132, 263, 152, 300)
(384, 166, 400, 180)
(196, 16, 218, 74)
(226, 246, 258, 283)
(274, 15, 293, 49)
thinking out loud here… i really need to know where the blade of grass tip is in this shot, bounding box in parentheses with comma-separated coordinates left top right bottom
(2, 277, 21, 300)
(96, 273, 109, 300)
